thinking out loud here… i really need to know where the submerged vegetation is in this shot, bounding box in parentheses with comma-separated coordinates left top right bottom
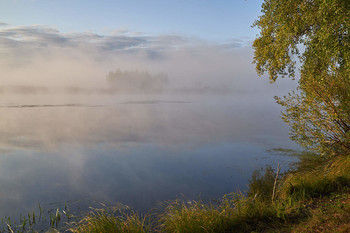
(0, 202, 72, 233)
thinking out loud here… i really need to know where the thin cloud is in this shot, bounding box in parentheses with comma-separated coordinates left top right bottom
(0, 24, 243, 59)
(0, 25, 66, 43)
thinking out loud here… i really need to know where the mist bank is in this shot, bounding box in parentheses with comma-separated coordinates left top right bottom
(0, 23, 297, 97)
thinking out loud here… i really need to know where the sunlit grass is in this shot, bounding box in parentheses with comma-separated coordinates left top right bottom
(157, 192, 287, 233)
(279, 154, 350, 200)
(68, 207, 150, 233)
(157, 199, 232, 233)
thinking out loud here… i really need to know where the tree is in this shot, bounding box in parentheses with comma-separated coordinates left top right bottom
(253, 0, 350, 156)
(106, 69, 168, 93)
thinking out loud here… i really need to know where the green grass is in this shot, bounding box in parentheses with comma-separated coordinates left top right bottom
(157, 193, 280, 233)
(287, 192, 350, 233)
(68, 207, 150, 233)
(279, 154, 350, 201)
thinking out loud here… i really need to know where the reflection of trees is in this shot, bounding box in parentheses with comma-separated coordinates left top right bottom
(106, 69, 168, 93)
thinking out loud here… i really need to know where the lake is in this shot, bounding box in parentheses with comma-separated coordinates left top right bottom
(0, 92, 299, 218)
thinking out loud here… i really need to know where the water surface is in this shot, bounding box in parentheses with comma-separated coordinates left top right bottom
(0, 93, 298, 217)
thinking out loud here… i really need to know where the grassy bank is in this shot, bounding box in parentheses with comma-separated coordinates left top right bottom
(2, 152, 349, 232)
(66, 152, 350, 233)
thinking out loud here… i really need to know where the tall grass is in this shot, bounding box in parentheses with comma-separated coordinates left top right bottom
(68, 207, 150, 233)
(157, 193, 283, 233)
(279, 154, 350, 200)
(157, 199, 231, 233)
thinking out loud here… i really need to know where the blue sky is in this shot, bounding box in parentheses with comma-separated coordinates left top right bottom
(0, 0, 263, 41)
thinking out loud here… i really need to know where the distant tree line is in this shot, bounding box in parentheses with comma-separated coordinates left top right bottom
(106, 69, 169, 93)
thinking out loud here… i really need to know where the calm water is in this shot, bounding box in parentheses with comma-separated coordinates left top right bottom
(0, 93, 298, 217)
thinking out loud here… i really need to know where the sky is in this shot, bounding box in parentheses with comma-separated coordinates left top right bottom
(0, 0, 263, 42)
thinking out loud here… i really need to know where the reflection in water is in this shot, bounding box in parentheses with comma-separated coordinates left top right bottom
(0, 94, 298, 217)
(121, 100, 191, 105)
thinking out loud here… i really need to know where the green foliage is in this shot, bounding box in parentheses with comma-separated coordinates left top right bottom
(275, 77, 350, 156)
(253, 0, 350, 155)
(253, 0, 350, 82)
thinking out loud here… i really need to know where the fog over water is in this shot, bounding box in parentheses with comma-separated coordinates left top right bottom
(0, 24, 299, 217)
